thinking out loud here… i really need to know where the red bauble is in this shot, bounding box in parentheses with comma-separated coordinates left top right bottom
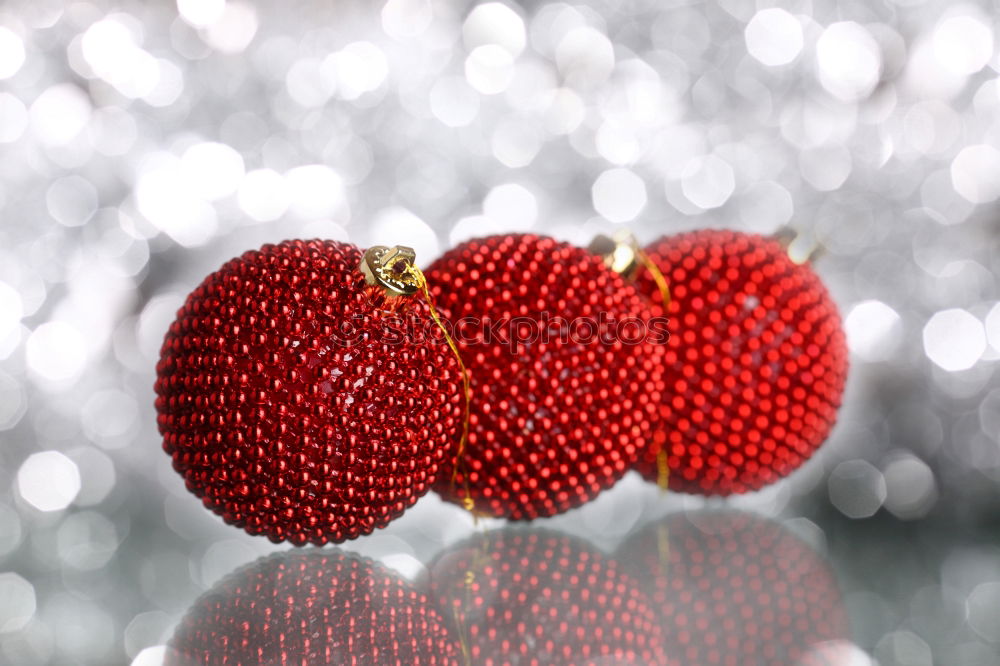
(425, 529, 667, 665)
(425, 234, 667, 519)
(155, 240, 463, 545)
(634, 230, 848, 495)
(166, 550, 461, 665)
(616, 511, 849, 666)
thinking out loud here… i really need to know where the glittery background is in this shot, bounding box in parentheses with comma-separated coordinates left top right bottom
(1, 0, 999, 663)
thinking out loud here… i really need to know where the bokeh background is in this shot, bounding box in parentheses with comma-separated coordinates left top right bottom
(1, 0, 999, 663)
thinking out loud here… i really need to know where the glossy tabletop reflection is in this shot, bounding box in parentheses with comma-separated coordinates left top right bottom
(165, 511, 849, 666)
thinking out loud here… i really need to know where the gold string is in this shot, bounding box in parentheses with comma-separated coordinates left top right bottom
(655, 447, 670, 494)
(453, 530, 492, 666)
(633, 243, 671, 492)
(452, 604, 471, 666)
(404, 265, 475, 512)
(402, 269, 483, 666)
(634, 245, 671, 310)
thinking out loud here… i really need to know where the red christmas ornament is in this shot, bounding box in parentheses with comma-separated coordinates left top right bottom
(425, 529, 667, 665)
(633, 230, 848, 495)
(424, 234, 667, 519)
(155, 240, 463, 545)
(166, 550, 461, 665)
(616, 511, 849, 666)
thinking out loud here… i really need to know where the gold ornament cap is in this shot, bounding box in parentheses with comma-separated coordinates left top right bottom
(587, 230, 640, 277)
(772, 227, 823, 265)
(360, 245, 421, 296)
(588, 229, 672, 309)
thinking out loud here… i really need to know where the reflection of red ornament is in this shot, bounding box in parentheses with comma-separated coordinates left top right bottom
(425, 234, 667, 519)
(155, 240, 463, 545)
(166, 550, 461, 665)
(634, 230, 848, 495)
(426, 529, 667, 665)
(617, 511, 849, 666)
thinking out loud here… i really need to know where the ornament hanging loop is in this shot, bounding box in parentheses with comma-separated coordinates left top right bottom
(591, 230, 673, 492)
(400, 263, 474, 506)
(360, 245, 422, 296)
(359, 244, 474, 511)
(359, 245, 475, 514)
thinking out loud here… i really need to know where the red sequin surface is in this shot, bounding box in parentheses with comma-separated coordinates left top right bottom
(155, 239, 463, 545)
(616, 511, 849, 666)
(166, 550, 461, 665)
(425, 234, 667, 519)
(634, 230, 848, 495)
(425, 529, 667, 665)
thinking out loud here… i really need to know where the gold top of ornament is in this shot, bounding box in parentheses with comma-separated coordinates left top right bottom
(360, 245, 422, 296)
(588, 229, 672, 309)
(587, 230, 640, 278)
(773, 227, 823, 265)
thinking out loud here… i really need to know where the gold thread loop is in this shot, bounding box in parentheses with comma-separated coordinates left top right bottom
(452, 603, 471, 666)
(589, 232, 672, 492)
(634, 245, 671, 310)
(454, 532, 492, 666)
(639, 249, 671, 492)
(403, 264, 474, 512)
(655, 447, 670, 493)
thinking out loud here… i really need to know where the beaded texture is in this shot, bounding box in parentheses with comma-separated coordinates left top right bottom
(634, 230, 848, 495)
(154, 239, 463, 545)
(166, 550, 461, 665)
(425, 529, 667, 665)
(616, 511, 849, 666)
(425, 234, 667, 520)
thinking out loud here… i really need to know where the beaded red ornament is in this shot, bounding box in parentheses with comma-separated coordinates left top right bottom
(424, 234, 667, 519)
(632, 230, 848, 495)
(166, 550, 461, 665)
(425, 529, 667, 665)
(154, 240, 463, 545)
(616, 511, 849, 666)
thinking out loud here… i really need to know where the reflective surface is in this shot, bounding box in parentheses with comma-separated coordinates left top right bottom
(2, 0, 1000, 663)
(165, 513, 850, 665)
(166, 548, 459, 665)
